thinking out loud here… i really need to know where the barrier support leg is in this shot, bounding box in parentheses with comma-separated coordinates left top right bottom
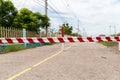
(61, 43, 64, 51)
(118, 42, 120, 51)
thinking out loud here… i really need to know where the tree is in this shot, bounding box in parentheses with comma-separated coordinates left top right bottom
(0, 0, 18, 27)
(13, 8, 40, 31)
(117, 33, 120, 36)
(59, 23, 73, 35)
(32, 12, 50, 36)
(13, 8, 50, 32)
(40, 15, 50, 36)
(33, 12, 50, 28)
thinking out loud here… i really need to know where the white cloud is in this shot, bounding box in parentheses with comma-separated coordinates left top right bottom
(11, 0, 120, 36)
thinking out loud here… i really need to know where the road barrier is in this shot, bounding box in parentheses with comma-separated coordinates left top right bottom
(0, 36, 120, 51)
(0, 36, 120, 43)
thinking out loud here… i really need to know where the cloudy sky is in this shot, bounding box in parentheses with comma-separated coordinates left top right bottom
(11, 0, 120, 36)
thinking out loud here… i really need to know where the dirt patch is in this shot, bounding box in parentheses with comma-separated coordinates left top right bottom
(108, 46, 120, 54)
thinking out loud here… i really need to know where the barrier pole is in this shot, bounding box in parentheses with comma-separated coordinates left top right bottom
(118, 42, 120, 51)
(61, 26, 64, 51)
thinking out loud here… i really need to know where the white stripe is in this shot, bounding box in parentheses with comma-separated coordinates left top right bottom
(110, 37, 116, 41)
(73, 37, 79, 42)
(11, 38, 19, 43)
(32, 38, 39, 43)
(92, 38, 98, 42)
(63, 37, 69, 42)
(1, 38, 8, 43)
(52, 37, 59, 42)
(83, 37, 89, 42)
(42, 38, 49, 43)
(22, 38, 29, 43)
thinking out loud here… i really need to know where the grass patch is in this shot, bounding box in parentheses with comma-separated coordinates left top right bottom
(100, 41, 118, 47)
(5, 44, 26, 53)
(0, 43, 46, 54)
(0, 44, 26, 54)
(44, 42, 57, 45)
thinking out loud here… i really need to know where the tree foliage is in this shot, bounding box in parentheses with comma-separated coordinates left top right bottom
(12, 8, 50, 31)
(0, 0, 18, 27)
(117, 33, 120, 36)
(0, 0, 50, 32)
(59, 23, 73, 35)
(13, 8, 39, 31)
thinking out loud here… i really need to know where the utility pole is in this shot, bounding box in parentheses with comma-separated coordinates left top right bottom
(45, 0, 48, 15)
(114, 25, 116, 36)
(77, 19, 80, 35)
(45, 0, 48, 37)
(109, 26, 112, 36)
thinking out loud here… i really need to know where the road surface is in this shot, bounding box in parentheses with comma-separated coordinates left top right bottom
(0, 42, 120, 80)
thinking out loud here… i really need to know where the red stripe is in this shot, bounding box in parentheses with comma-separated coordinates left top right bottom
(114, 36, 120, 41)
(16, 38, 24, 43)
(77, 37, 84, 42)
(27, 38, 34, 43)
(47, 38, 55, 43)
(6, 38, 13, 43)
(57, 37, 65, 43)
(37, 38, 44, 42)
(96, 37, 103, 42)
(105, 37, 112, 41)
(0, 40, 2, 43)
(67, 37, 75, 42)
(87, 37, 94, 42)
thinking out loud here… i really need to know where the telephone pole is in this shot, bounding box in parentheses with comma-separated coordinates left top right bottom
(109, 26, 112, 36)
(45, 0, 48, 15)
(78, 19, 80, 35)
(114, 25, 116, 36)
(45, 0, 48, 37)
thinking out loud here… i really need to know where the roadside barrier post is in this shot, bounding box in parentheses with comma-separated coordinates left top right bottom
(23, 29, 26, 38)
(23, 29, 26, 47)
(61, 26, 64, 51)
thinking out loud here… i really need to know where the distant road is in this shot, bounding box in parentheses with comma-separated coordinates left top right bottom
(0, 42, 120, 80)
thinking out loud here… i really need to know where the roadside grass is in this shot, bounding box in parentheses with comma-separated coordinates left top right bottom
(0, 43, 46, 54)
(100, 41, 118, 47)
(5, 44, 26, 53)
(0, 43, 57, 54)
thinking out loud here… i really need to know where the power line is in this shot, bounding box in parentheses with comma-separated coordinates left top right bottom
(37, 0, 65, 21)
(34, 0, 45, 8)
(48, 4, 67, 22)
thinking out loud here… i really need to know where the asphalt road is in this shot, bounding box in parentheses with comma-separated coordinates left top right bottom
(0, 42, 120, 80)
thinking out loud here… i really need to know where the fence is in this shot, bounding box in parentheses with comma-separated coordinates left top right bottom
(0, 27, 39, 37)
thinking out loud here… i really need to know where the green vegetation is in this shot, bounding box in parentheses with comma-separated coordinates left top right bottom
(0, 43, 45, 54)
(0, 44, 25, 54)
(4, 44, 25, 53)
(13, 8, 50, 31)
(100, 41, 118, 47)
(59, 23, 73, 35)
(0, 0, 50, 33)
(117, 33, 120, 36)
(71, 33, 81, 37)
(0, 0, 18, 27)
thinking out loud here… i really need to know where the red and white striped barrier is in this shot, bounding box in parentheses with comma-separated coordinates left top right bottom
(0, 36, 120, 44)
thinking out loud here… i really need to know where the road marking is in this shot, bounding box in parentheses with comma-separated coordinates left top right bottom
(7, 46, 71, 80)
(7, 68, 32, 80)
(32, 50, 62, 67)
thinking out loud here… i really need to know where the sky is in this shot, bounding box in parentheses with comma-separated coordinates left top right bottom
(11, 0, 120, 36)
